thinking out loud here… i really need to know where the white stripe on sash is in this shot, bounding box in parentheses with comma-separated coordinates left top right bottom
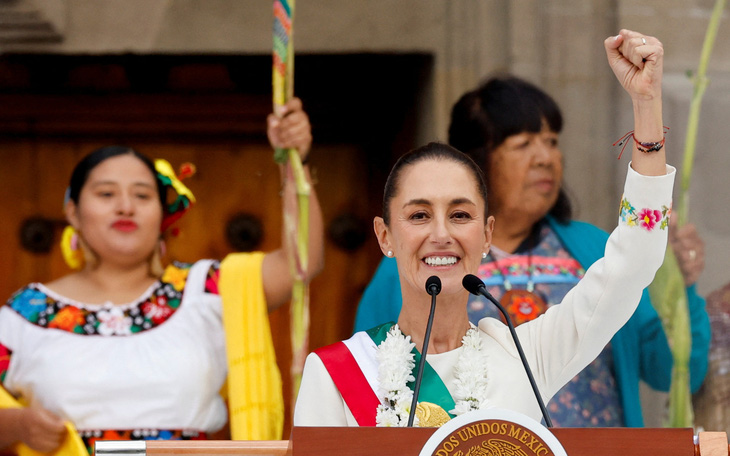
(342, 331, 381, 401)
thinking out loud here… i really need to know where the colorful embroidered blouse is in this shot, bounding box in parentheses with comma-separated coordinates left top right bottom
(2, 263, 219, 337)
(0, 261, 225, 453)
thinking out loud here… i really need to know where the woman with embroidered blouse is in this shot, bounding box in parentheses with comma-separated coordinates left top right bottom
(293, 30, 676, 427)
(0, 98, 323, 453)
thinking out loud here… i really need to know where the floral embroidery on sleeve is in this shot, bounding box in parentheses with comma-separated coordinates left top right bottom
(204, 262, 221, 295)
(0, 343, 10, 383)
(619, 197, 671, 231)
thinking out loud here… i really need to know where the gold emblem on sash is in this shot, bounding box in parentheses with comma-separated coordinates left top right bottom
(415, 401, 451, 427)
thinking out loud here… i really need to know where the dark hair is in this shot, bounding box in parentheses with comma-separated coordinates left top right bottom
(68, 145, 165, 207)
(447, 75, 572, 223)
(382, 142, 488, 226)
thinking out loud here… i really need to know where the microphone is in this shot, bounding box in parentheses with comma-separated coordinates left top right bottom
(407, 275, 441, 427)
(462, 274, 553, 428)
(426, 275, 441, 295)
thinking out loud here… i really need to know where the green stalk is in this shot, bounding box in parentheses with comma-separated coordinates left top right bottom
(287, 147, 311, 398)
(648, 246, 690, 426)
(273, 0, 310, 409)
(289, 148, 311, 273)
(648, 0, 725, 427)
(678, 0, 726, 226)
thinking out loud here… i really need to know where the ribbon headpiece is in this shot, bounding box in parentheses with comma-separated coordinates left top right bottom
(154, 159, 196, 233)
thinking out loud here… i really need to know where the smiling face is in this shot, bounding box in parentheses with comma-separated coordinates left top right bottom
(66, 154, 163, 268)
(375, 158, 494, 298)
(487, 124, 563, 224)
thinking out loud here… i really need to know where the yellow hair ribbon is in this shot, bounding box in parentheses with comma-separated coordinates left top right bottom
(154, 159, 196, 232)
(154, 159, 196, 204)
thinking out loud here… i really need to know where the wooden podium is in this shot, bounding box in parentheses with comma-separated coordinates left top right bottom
(289, 427, 727, 456)
(95, 428, 730, 456)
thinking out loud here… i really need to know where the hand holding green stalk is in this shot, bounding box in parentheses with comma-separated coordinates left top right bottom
(268, 95, 317, 403)
(267, 97, 313, 282)
(648, 0, 725, 428)
(268, 98, 312, 164)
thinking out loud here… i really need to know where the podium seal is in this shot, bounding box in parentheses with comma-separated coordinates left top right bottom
(419, 409, 566, 456)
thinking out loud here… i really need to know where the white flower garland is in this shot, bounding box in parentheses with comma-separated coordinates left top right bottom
(450, 325, 490, 415)
(374, 324, 489, 427)
(375, 324, 417, 427)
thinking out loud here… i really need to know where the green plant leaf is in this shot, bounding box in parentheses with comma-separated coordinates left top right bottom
(648, 248, 693, 427)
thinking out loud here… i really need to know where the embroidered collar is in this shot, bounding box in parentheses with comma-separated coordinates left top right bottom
(6, 262, 218, 335)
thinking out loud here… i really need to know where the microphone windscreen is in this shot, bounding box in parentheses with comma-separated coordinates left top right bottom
(462, 274, 485, 295)
(425, 275, 441, 295)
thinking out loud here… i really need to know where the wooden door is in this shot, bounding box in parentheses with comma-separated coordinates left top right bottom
(0, 53, 425, 436)
(0, 136, 382, 435)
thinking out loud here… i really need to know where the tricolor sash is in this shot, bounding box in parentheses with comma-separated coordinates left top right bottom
(315, 340, 380, 426)
(315, 323, 456, 426)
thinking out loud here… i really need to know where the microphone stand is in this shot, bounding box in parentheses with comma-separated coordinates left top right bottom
(465, 276, 553, 428)
(407, 281, 439, 427)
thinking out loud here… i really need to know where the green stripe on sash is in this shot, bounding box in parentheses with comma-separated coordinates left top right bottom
(366, 323, 456, 417)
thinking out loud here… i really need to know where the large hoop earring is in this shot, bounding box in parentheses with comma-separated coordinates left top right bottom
(149, 239, 165, 277)
(61, 226, 84, 270)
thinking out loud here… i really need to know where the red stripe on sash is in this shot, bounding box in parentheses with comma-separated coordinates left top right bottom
(315, 341, 380, 426)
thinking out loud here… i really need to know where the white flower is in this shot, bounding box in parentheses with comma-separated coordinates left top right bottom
(392, 390, 414, 415)
(97, 307, 132, 336)
(450, 326, 490, 415)
(451, 400, 475, 416)
(375, 325, 417, 426)
(375, 326, 415, 395)
(376, 407, 402, 427)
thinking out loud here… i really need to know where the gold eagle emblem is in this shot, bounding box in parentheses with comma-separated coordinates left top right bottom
(414, 402, 451, 427)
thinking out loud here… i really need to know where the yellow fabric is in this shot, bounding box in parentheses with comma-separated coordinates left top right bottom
(219, 252, 284, 440)
(0, 387, 86, 456)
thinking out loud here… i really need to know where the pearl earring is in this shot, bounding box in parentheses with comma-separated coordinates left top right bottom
(386, 250, 393, 258)
(482, 252, 487, 259)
